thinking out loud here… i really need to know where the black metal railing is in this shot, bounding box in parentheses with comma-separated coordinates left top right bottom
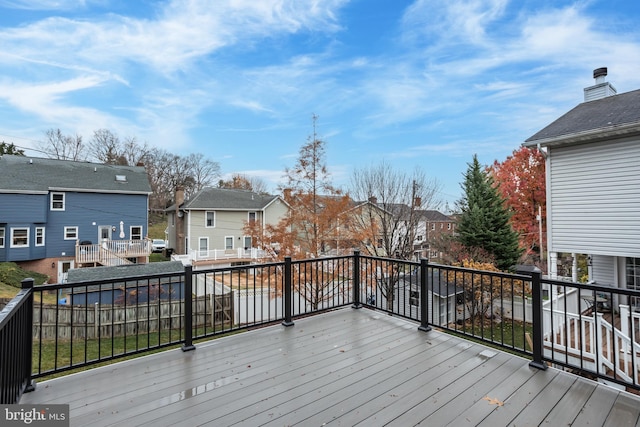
(0, 279, 35, 404)
(3, 252, 640, 404)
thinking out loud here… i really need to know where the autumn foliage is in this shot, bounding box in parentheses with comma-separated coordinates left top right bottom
(489, 147, 546, 259)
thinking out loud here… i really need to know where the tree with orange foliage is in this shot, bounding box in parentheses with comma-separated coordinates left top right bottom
(245, 115, 352, 309)
(451, 260, 530, 328)
(489, 147, 546, 263)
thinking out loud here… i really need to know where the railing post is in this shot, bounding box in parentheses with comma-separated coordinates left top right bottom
(182, 265, 195, 351)
(352, 250, 362, 309)
(519, 265, 546, 370)
(418, 259, 432, 332)
(21, 278, 35, 394)
(282, 257, 294, 327)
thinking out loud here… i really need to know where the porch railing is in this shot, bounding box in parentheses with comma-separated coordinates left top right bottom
(3, 252, 640, 404)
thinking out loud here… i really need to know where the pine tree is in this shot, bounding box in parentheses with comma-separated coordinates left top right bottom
(456, 155, 522, 270)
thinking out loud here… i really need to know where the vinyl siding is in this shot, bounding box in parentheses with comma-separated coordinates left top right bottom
(547, 137, 640, 257)
(591, 255, 616, 286)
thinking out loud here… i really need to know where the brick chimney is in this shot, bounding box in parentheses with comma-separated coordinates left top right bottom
(175, 186, 185, 255)
(584, 67, 617, 102)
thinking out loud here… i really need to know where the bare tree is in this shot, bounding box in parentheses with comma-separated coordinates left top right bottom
(40, 128, 85, 161)
(89, 129, 121, 164)
(146, 148, 221, 211)
(348, 160, 442, 307)
(219, 173, 269, 194)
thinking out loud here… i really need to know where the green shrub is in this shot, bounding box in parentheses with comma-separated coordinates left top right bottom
(0, 262, 49, 288)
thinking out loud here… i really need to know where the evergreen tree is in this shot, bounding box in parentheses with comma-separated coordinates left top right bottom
(456, 155, 522, 270)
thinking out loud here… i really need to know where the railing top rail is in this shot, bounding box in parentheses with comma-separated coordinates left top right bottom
(0, 287, 32, 330)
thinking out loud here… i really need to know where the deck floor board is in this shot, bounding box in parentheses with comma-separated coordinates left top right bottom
(20, 308, 640, 427)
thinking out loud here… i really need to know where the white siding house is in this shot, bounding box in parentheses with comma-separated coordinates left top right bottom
(524, 68, 640, 301)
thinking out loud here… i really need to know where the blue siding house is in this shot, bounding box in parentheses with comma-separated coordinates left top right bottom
(0, 155, 152, 283)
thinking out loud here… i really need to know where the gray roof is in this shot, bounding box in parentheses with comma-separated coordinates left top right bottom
(65, 261, 184, 291)
(525, 89, 640, 145)
(418, 210, 451, 222)
(0, 155, 151, 194)
(179, 187, 280, 210)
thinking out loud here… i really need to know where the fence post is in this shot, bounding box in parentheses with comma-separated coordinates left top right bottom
(282, 257, 294, 327)
(181, 265, 195, 351)
(352, 250, 362, 309)
(418, 259, 432, 332)
(518, 265, 546, 370)
(21, 278, 35, 394)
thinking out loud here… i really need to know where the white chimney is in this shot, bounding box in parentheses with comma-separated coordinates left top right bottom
(584, 67, 617, 102)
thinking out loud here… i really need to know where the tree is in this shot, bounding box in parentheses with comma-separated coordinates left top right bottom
(275, 114, 352, 309)
(40, 128, 85, 161)
(219, 173, 269, 194)
(456, 155, 522, 271)
(348, 160, 442, 308)
(0, 142, 24, 156)
(89, 130, 153, 166)
(489, 147, 546, 263)
(145, 148, 221, 211)
(348, 161, 442, 259)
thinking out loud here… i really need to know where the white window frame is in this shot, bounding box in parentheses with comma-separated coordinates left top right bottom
(35, 227, 45, 246)
(0, 227, 4, 248)
(431, 223, 435, 231)
(225, 236, 234, 250)
(51, 192, 65, 211)
(64, 226, 78, 240)
(448, 223, 451, 230)
(248, 211, 257, 223)
(243, 236, 252, 249)
(198, 237, 209, 257)
(130, 226, 143, 240)
(206, 211, 216, 228)
(10, 227, 29, 248)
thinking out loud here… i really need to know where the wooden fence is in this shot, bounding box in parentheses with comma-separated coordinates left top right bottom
(32, 294, 233, 341)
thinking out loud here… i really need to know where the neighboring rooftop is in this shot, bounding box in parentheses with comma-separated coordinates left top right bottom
(173, 187, 280, 211)
(0, 155, 151, 194)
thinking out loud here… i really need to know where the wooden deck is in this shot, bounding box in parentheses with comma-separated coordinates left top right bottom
(20, 308, 640, 426)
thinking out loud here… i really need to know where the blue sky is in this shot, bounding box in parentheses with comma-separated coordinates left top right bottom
(2, 0, 640, 208)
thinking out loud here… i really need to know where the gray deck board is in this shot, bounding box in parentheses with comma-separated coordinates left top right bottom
(20, 307, 640, 427)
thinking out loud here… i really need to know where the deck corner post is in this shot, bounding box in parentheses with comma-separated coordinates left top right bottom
(181, 265, 196, 352)
(418, 259, 432, 332)
(282, 257, 294, 327)
(352, 250, 362, 309)
(518, 265, 546, 370)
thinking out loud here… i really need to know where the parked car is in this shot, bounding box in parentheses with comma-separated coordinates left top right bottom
(151, 239, 167, 253)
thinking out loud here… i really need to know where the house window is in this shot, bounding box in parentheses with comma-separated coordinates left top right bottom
(440, 223, 443, 229)
(11, 228, 29, 247)
(447, 223, 451, 230)
(410, 290, 419, 306)
(0, 228, 4, 248)
(64, 226, 78, 240)
(431, 223, 435, 231)
(130, 226, 142, 240)
(243, 236, 252, 249)
(51, 192, 65, 211)
(199, 237, 209, 257)
(206, 211, 215, 228)
(248, 212, 257, 223)
(35, 227, 45, 246)
(627, 258, 640, 310)
(416, 235, 423, 242)
(225, 236, 234, 250)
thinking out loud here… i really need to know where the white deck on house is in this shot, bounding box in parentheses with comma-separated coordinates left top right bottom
(20, 308, 640, 426)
